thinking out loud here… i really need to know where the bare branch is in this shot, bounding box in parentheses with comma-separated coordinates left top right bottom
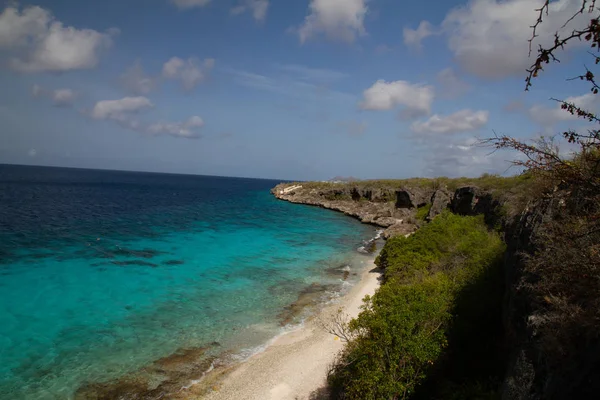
(317, 307, 363, 343)
(526, 1, 600, 91)
(561, 0, 596, 30)
(529, 0, 550, 56)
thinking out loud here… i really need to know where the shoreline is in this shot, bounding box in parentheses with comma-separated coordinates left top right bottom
(186, 254, 382, 400)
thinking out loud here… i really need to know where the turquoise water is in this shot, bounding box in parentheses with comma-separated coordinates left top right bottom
(0, 165, 375, 399)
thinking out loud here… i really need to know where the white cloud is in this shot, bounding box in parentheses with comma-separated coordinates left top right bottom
(31, 84, 76, 107)
(231, 0, 269, 22)
(529, 93, 599, 126)
(162, 57, 184, 78)
(52, 89, 76, 107)
(403, 20, 435, 50)
(170, 0, 212, 9)
(0, 5, 116, 72)
(120, 60, 157, 95)
(275, 63, 349, 83)
(162, 57, 215, 90)
(89, 96, 203, 139)
(91, 97, 153, 121)
(411, 109, 489, 135)
(297, 0, 369, 44)
(226, 67, 355, 102)
(360, 79, 434, 119)
(31, 83, 43, 97)
(423, 137, 515, 177)
(441, 0, 589, 79)
(437, 67, 470, 98)
(147, 116, 204, 138)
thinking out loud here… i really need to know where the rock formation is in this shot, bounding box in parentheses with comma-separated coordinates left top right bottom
(271, 183, 493, 239)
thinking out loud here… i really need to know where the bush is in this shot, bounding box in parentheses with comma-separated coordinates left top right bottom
(415, 203, 432, 222)
(328, 212, 506, 399)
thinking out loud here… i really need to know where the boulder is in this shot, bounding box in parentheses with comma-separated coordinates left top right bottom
(395, 187, 430, 209)
(451, 186, 494, 216)
(383, 222, 416, 239)
(374, 217, 403, 227)
(427, 189, 451, 221)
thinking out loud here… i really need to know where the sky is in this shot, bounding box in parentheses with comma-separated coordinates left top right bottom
(0, 0, 597, 180)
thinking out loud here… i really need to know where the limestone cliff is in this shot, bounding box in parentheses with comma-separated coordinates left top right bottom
(271, 182, 492, 239)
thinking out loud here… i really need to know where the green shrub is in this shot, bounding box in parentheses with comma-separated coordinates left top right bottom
(415, 203, 432, 222)
(328, 212, 506, 399)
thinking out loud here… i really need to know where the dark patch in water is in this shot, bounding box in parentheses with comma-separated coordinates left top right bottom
(278, 282, 339, 326)
(110, 248, 167, 259)
(74, 344, 220, 400)
(324, 264, 352, 281)
(111, 260, 158, 268)
(163, 260, 184, 266)
(29, 252, 55, 260)
(268, 279, 303, 297)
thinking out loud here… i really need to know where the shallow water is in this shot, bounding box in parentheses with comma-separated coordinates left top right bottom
(0, 165, 374, 399)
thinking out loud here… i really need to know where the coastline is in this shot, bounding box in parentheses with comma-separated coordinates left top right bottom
(188, 254, 382, 400)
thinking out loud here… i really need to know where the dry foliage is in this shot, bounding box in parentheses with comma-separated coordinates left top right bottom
(483, 2, 600, 397)
(317, 307, 364, 343)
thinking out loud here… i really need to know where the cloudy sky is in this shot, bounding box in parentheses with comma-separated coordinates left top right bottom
(0, 0, 596, 180)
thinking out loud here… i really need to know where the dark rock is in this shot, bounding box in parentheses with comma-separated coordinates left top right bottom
(451, 186, 498, 220)
(395, 187, 430, 209)
(427, 189, 451, 221)
(451, 186, 481, 215)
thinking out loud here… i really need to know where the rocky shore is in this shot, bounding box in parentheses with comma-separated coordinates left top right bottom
(272, 182, 493, 239)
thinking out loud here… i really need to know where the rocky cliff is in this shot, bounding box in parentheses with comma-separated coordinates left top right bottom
(271, 182, 494, 239)
(500, 191, 600, 400)
(273, 178, 600, 399)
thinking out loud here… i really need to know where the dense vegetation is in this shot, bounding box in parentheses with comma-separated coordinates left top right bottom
(322, 2, 600, 399)
(328, 212, 506, 399)
(298, 173, 530, 194)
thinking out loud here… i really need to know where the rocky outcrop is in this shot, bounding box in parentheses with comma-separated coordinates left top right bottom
(272, 183, 497, 239)
(272, 183, 422, 238)
(451, 186, 497, 216)
(427, 189, 451, 221)
(350, 187, 396, 202)
(395, 187, 430, 209)
(499, 201, 546, 400)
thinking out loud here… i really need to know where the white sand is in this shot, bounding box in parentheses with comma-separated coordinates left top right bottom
(197, 259, 381, 400)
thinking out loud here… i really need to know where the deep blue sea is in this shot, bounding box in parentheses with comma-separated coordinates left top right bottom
(0, 164, 375, 399)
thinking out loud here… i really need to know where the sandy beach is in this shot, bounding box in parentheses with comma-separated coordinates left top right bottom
(196, 257, 382, 400)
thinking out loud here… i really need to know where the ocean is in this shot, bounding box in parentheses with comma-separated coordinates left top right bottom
(0, 164, 375, 399)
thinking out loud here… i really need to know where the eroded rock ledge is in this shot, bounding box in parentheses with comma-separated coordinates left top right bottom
(271, 182, 492, 239)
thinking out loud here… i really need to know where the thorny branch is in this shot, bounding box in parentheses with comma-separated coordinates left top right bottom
(526, 0, 599, 91)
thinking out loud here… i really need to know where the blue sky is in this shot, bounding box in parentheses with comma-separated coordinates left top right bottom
(0, 0, 597, 180)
